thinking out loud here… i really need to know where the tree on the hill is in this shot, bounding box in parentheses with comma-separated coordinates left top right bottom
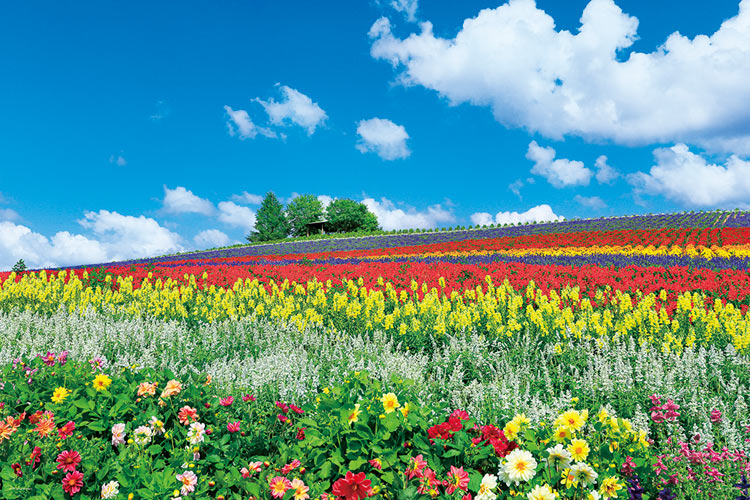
(324, 199, 381, 233)
(248, 192, 289, 242)
(285, 194, 324, 237)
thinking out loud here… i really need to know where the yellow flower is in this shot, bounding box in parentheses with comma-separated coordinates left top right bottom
(380, 393, 400, 414)
(560, 468, 578, 489)
(51, 387, 71, 404)
(555, 409, 585, 433)
(599, 477, 623, 498)
(504, 420, 521, 441)
(553, 426, 571, 442)
(92, 374, 112, 392)
(568, 439, 590, 461)
(400, 402, 410, 418)
(348, 404, 361, 426)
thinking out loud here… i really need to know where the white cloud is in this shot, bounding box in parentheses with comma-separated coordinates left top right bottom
(0, 208, 19, 221)
(389, 0, 418, 22)
(595, 155, 620, 184)
(217, 201, 257, 232)
(317, 195, 334, 208)
(194, 229, 231, 248)
(78, 210, 184, 260)
(628, 143, 750, 207)
(508, 179, 524, 199)
(356, 118, 411, 160)
(231, 192, 264, 205)
(109, 155, 126, 166)
(256, 85, 327, 135)
(362, 197, 455, 230)
(163, 186, 215, 215)
(470, 204, 564, 226)
(224, 105, 276, 140)
(369, 0, 750, 153)
(0, 221, 108, 270)
(527, 141, 592, 187)
(574, 194, 607, 210)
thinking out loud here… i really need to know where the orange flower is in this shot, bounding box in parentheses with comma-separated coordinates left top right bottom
(34, 416, 56, 438)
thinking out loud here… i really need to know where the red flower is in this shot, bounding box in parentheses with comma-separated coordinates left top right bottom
(56, 450, 82, 473)
(62, 470, 84, 495)
(220, 396, 234, 406)
(26, 446, 42, 469)
(331, 471, 373, 500)
(296, 427, 306, 440)
(11, 463, 22, 477)
(58, 421, 75, 440)
(446, 466, 469, 494)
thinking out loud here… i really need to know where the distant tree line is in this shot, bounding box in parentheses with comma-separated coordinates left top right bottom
(248, 193, 380, 242)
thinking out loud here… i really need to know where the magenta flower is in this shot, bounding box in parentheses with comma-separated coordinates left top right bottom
(227, 421, 241, 433)
(220, 396, 234, 407)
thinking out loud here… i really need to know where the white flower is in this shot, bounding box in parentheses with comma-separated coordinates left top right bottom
(101, 480, 120, 499)
(502, 449, 537, 484)
(571, 462, 598, 486)
(187, 422, 205, 445)
(587, 491, 602, 500)
(133, 425, 153, 445)
(111, 423, 126, 447)
(149, 416, 165, 434)
(527, 484, 556, 500)
(546, 444, 572, 469)
(476, 473, 498, 500)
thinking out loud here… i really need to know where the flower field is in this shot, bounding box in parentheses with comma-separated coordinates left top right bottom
(1, 211, 750, 499)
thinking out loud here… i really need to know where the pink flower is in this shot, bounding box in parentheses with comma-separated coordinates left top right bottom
(62, 470, 84, 495)
(710, 409, 722, 424)
(176, 471, 198, 496)
(281, 459, 301, 475)
(56, 450, 81, 473)
(41, 351, 56, 366)
(269, 476, 292, 498)
(278, 414, 289, 424)
(446, 465, 469, 494)
(240, 467, 250, 478)
(276, 401, 289, 414)
(405, 454, 427, 480)
(289, 404, 304, 415)
(220, 396, 234, 407)
(227, 421, 241, 433)
(178, 406, 199, 425)
(248, 461, 263, 472)
(242, 394, 256, 402)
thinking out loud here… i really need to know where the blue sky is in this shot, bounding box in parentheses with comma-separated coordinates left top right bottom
(1, 0, 749, 269)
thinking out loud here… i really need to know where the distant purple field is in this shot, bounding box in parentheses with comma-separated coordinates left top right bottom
(68, 210, 750, 269)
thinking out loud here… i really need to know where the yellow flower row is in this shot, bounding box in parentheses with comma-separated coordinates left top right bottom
(1, 271, 749, 352)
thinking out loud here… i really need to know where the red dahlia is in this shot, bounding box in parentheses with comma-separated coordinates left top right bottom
(331, 471, 373, 500)
(62, 470, 84, 495)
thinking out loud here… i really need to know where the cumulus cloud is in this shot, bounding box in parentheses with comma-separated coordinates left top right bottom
(356, 118, 411, 160)
(194, 229, 231, 248)
(317, 195, 334, 208)
(470, 204, 564, 226)
(595, 155, 620, 184)
(163, 186, 215, 215)
(527, 141, 592, 187)
(217, 201, 257, 232)
(628, 143, 750, 207)
(256, 85, 327, 135)
(78, 210, 184, 260)
(362, 197, 455, 230)
(231, 192, 264, 205)
(574, 194, 607, 210)
(224, 105, 276, 140)
(370, 0, 750, 152)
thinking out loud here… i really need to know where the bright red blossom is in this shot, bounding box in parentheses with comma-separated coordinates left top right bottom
(331, 471, 373, 500)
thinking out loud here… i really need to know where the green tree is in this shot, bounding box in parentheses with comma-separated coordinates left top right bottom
(248, 192, 289, 242)
(286, 194, 324, 237)
(324, 199, 381, 233)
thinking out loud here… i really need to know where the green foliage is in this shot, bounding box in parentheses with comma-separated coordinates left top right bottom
(249, 192, 289, 243)
(11, 259, 26, 273)
(286, 194, 324, 237)
(324, 199, 380, 233)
